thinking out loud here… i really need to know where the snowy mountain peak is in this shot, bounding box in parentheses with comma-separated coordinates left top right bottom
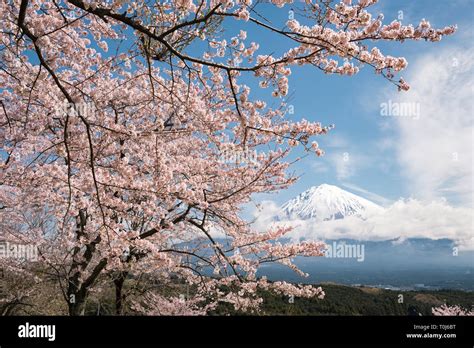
(280, 184, 384, 221)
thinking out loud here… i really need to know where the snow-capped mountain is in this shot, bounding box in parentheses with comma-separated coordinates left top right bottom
(279, 184, 384, 221)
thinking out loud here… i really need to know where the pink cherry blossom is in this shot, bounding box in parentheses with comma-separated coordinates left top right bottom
(0, 0, 455, 315)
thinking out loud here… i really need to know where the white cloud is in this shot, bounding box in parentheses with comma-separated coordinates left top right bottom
(252, 199, 474, 250)
(252, 200, 282, 232)
(331, 152, 372, 180)
(332, 153, 353, 180)
(323, 134, 350, 149)
(320, 135, 371, 180)
(310, 161, 329, 174)
(341, 182, 393, 207)
(388, 46, 474, 207)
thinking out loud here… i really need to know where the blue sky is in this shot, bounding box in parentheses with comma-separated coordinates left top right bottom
(232, 0, 474, 209)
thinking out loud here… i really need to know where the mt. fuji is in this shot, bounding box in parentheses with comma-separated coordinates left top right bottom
(279, 184, 384, 221)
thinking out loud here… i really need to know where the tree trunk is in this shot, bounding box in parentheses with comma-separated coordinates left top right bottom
(67, 292, 86, 316)
(113, 272, 128, 315)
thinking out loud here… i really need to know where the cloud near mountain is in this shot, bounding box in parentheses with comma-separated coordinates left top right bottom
(252, 185, 473, 250)
(389, 46, 474, 206)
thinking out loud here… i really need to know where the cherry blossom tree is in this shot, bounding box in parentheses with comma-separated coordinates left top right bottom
(432, 304, 474, 316)
(0, 0, 455, 315)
